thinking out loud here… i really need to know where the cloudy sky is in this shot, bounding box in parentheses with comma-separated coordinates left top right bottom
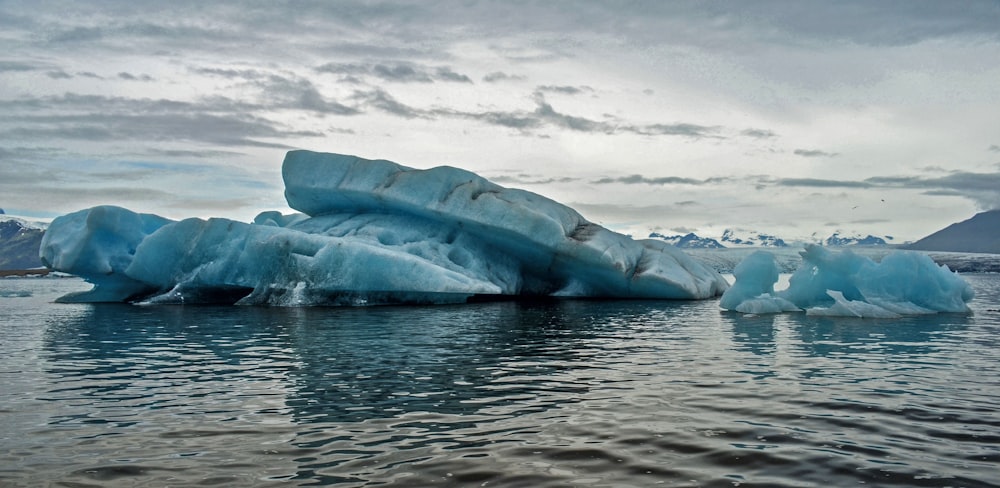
(2, 0, 999, 242)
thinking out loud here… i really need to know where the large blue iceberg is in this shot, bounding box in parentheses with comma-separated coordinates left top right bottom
(40, 150, 730, 305)
(720, 245, 973, 318)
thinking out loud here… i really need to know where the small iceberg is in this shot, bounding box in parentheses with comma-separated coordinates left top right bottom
(720, 244, 973, 318)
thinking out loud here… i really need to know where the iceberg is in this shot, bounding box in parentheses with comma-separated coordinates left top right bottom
(719, 244, 973, 317)
(40, 150, 729, 305)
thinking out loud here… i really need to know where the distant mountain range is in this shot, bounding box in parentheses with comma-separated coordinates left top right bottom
(720, 229, 788, 247)
(0, 217, 46, 270)
(648, 232, 724, 249)
(904, 210, 1000, 254)
(1, 210, 996, 272)
(649, 228, 891, 249)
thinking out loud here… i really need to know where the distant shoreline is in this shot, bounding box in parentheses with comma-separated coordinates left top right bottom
(0, 269, 53, 277)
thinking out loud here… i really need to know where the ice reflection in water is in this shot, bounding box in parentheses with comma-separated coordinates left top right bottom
(0, 276, 996, 487)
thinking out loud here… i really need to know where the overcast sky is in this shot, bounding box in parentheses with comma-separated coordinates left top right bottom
(2, 0, 999, 242)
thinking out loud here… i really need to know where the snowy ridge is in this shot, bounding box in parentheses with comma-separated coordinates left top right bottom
(0, 214, 49, 231)
(648, 232, 724, 249)
(0, 218, 46, 270)
(649, 227, 892, 249)
(720, 229, 788, 247)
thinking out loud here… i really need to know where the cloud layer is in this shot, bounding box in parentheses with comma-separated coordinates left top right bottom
(1, 1, 998, 240)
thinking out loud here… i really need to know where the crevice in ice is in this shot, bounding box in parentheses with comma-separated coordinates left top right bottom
(568, 222, 599, 242)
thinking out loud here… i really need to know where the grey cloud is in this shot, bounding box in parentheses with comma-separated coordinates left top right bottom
(46, 70, 73, 79)
(482, 71, 525, 83)
(143, 148, 245, 159)
(777, 178, 872, 188)
(670, 227, 698, 235)
(191, 69, 361, 115)
(436, 108, 542, 130)
(191, 66, 270, 79)
(47, 26, 104, 44)
(0, 182, 175, 212)
(531, 94, 721, 138)
(916, 172, 1000, 199)
(164, 196, 268, 213)
(43, 20, 243, 52)
(434, 67, 472, 83)
(532, 98, 606, 132)
(592, 175, 715, 186)
(372, 63, 433, 82)
(989, 144, 1000, 152)
(257, 75, 359, 115)
(536, 85, 593, 95)
(919, 165, 949, 173)
(14, 1, 1000, 63)
(567, 202, 702, 225)
(1, 110, 319, 149)
(316, 61, 472, 83)
(868, 172, 1000, 195)
(772, 171, 1000, 210)
(864, 176, 919, 186)
(317, 42, 437, 59)
(850, 218, 892, 224)
(741, 128, 777, 139)
(794, 149, 839, 158)
(118, 72, 154, 81)
(489, 174, 578, 185)
(426, 92, 720, 138)
(0, 93, 198, 112)
(0, 86, 351, 153)
(352, 88, 427, 119)
(632, 123, 720, 138)
(0, 60, 46, 72)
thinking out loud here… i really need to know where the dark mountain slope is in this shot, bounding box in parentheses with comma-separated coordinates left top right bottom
(905, 210, 1000, 254)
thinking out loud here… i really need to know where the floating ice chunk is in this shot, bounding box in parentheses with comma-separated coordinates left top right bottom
(39, 205, 172, 302)
(720, 244, 973, 317)
(41, 150, 729, 305)
(731, 293, 800, 314)
(719, 251, 799, 313)
(805, 290, 901, 318)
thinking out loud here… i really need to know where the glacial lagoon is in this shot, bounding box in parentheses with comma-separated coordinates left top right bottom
(1, 272, 999, 487)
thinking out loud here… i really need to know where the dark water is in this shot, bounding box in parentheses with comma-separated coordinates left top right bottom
(1, 276, 999, 487)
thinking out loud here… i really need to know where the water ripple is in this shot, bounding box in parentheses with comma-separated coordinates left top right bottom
(0, 277, 998, 486)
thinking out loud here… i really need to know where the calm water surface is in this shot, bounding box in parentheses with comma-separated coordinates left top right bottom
(1, 276, 998, 487)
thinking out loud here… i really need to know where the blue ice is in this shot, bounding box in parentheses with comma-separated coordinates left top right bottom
(720, 244, 973, 317)
(40, 150, 729, 305)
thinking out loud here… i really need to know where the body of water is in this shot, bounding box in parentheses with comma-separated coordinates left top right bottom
(1, 274, 999, 487)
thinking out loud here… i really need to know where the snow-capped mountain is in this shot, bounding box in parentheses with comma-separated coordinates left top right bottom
(0, 217, 45, 270)
(648, 227, 894, 249)
(648, 232, 724, 249)
(720, 229, 789, 247)
(818, 232, 891, 247)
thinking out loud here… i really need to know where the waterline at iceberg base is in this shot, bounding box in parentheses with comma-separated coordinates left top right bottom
(40, 150, 729, 306)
